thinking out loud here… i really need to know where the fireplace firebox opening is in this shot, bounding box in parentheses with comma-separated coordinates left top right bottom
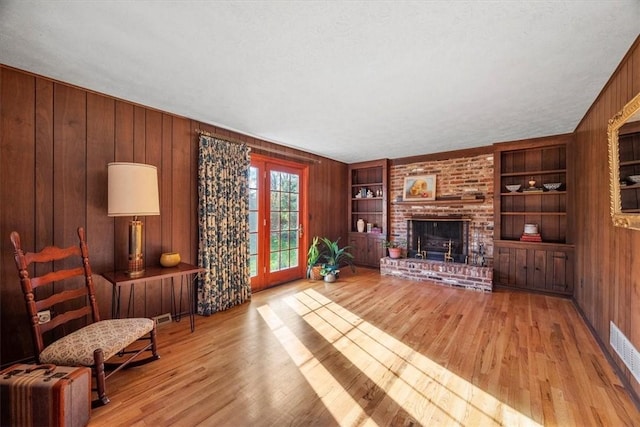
(406, 217, 470, 263)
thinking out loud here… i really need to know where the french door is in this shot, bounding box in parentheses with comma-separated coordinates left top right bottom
(249, 155, 307, 292)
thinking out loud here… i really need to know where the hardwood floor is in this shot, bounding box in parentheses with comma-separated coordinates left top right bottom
(89, 268, 640, 426)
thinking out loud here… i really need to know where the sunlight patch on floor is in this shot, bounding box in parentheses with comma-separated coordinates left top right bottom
(257, 304, 379, 427)
(282, 289, 542, 426)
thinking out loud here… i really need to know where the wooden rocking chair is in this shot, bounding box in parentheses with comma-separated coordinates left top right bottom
(10, 227, 159, 406)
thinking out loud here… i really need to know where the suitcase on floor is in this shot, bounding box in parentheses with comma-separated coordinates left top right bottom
(0, 364, 91, 427)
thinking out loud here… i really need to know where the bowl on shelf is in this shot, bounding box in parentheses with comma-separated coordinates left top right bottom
(543, 182, 562, 191)
(505, 184, 521, 192)
(627, 175, 640, 184)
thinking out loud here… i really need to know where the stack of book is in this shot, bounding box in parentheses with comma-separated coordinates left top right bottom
(520, 233, 542, 242)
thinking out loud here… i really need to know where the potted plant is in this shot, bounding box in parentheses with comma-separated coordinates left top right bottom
(383, 239, 405, 259)
(307, 236, 324, 280)
(319, 237, 355, 282)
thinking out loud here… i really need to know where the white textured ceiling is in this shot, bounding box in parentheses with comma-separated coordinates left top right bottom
(1, 1, 639, 163)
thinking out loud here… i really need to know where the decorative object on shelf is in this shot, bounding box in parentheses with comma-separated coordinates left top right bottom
(403, 174, 436, 201)
(359, 188, 367, 198)
(357, 218, 365, 233)
(376, 189, 383, 197)
(627, 175, 640, 184)
(366, 223, 373, 232)
(521, 223, 542, 242)
(505, 184, 521, 192)
(366, 189, 374, 198)
(520, 233, 542, 242)
(523, 177, 543, 192)
(543, 182, 562, 191)
(160, 252, 181, 268)
(108, 162, 160, 277)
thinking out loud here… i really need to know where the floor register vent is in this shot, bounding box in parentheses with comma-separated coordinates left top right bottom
(610, 321, 640, 384)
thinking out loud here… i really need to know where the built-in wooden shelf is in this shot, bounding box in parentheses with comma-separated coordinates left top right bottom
(500, 168, 566, 177)
(620, 183, 640, 190)
(393, 195, 485, 205)
(500, 191, 566, 196)
(500, 212, 566, 216)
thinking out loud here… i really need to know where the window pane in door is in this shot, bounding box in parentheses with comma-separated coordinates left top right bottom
(248, 166, 259, 278)
(268, 170, 300, 272)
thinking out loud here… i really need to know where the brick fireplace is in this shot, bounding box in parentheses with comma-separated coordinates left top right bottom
(383, 151, 494, 291)
(380, 258, 492, 292)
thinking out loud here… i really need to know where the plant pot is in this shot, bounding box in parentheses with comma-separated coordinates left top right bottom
(324, 272, 336, 283)
(310, 265, 323, 280)
(387, 247, 401, 259)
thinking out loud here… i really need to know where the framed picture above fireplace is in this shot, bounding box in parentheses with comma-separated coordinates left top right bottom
(403, 175, 436, 201)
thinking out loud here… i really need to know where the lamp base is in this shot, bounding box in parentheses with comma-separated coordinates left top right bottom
(127, 219, 145, 277)
(125, 269, 145, 278)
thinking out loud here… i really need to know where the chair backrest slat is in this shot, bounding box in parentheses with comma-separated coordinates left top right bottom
(39, 306, 93, 334)
(31, 267, 86, 289)
(34, 287, 89, 312)
(23, 245, 80, 264)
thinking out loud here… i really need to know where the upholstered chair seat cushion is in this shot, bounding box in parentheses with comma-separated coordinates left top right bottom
(39, 318, 155, 366)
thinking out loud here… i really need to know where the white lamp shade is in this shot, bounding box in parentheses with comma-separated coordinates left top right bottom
(108, 162, 160, 216)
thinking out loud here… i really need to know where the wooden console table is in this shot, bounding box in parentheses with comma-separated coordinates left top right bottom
(102, 262, 205, 333)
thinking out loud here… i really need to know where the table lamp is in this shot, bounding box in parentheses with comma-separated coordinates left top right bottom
(108, 162, 160, 277)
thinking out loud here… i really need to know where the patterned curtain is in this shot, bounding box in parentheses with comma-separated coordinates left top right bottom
(197, 135, 251, 315)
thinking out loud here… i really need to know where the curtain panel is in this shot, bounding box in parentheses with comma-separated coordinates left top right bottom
(197, 135, 251, 315)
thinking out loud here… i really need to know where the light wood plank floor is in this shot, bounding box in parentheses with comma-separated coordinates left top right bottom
(89, 268, 640, 426)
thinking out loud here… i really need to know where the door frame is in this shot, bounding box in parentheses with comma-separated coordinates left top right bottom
(250, 153, 309, 292)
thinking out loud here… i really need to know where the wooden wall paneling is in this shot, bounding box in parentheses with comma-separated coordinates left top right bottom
(160, 114, 174, 312)
(0, 69, 36, 364)
(86, 92, 116, 315)
(574, 37, 640, 400)
(144, 110, 163, 317)
(131, 106, 148, 316)
(34, 77, 54, 276)
(53, 84, 86, 249)
(171, 117, 192, 265)
(52, 83, 87, 329)
(170, 117, 193, 312)
(189, 120, 199, 267)
(114, 101, 134, 272)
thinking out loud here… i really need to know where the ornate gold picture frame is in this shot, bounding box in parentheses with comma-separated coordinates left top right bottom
(607, 91, 640, 230)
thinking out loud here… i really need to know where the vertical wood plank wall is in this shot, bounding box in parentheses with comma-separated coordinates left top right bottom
(573, 37, 640, 398)
(0, 66, 347, 365)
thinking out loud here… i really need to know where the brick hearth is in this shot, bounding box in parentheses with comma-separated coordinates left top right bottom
(380, 257, 492, 292)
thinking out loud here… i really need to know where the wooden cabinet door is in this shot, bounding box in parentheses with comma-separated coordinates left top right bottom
(366, 236, 385, 267)
(545, 250, 574, 294)
(530, 249, 547, 291)
(514, 247, 528, 288)
(348, 233, 367, 266)
(494, 246, 511, 286)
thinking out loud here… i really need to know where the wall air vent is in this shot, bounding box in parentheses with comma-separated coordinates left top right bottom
(610, 321, 640, 384)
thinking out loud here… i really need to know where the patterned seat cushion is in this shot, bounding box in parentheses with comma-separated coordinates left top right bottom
(39, 318, 155, 366)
